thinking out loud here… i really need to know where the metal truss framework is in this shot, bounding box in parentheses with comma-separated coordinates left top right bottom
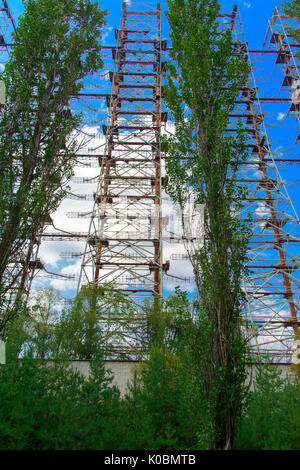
(38, 3, 300, 361)
(2, 2, 299, 361)
(231, 7, 300, 361)
(79, 3, 164, 302)
(0, 0, 15, 50)
(72, 3, 300, 360)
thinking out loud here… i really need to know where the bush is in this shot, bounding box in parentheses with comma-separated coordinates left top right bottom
(0, 348, 120, 450)
(234, 364, 300, 450)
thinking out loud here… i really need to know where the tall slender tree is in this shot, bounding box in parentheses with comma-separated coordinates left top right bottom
(284, 0, 300, 31)
(162, 0, 251, 449)
(0, 0, 107, 331)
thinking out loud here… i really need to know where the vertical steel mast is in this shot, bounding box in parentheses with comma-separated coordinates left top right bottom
(228, 6, 300, 361)
(19, 2, 297, 362)
(78, 2, 164, 326)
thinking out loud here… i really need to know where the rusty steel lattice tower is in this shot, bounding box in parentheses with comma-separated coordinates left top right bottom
(78, 3, 165, 313)
(73, 3, 300, 360)
(230, 7, 300, 361)
(2, 1, 299, 361)
(0, 1, 15, 50)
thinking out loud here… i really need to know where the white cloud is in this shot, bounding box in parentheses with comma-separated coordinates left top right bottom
(238, 0, 251, 8)
(50, 260, 81, 292)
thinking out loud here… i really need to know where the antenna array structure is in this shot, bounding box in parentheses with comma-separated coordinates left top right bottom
(77, 1, 165, 356)
(229, 6, 300, 362)
(74, 3, 300, 361)
(53, 3, 300, 361)
(3, 1, 300, 362)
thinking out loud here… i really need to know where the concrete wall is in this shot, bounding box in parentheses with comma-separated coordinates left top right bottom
(70, 360, 140, 396)
(69, 360, 295, 396)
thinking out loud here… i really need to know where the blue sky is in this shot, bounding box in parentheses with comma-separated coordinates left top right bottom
(7, 0, 300, 303)
(4, 1, 299, 358)
(10, 0, 286, 49)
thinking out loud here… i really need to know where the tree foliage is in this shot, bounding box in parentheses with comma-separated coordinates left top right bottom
(6, 284, 147, 361)
(285, 0, 300, 27)
(0, 0, 107, 331)
(0, 348, 120, 450)
(162, 0, 251, 449)
(234, 364, 300, 450)
(284, 1, 300, 65)
(1, 288, 300, 450)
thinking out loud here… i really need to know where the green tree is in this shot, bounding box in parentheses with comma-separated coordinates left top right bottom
(0, 291, 121, 450)
(234, 364, 300, 450)
(54, 285, 104, 360)
(120, 290, 215, 450)
(5, 283, 145, 361)
(24, 288, 61, 359)
(162, 0, 250, 449)
(285, 0, 300, 34)
(0, 0, 107, 332)
(121, 342, 205, 450)
(284, 2, 300, 81)
(0, 347, 121, 450)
